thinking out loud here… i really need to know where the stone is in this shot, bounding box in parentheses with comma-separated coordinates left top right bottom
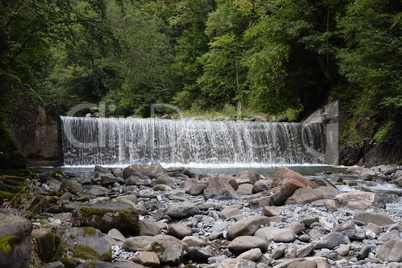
(255, 227, 296, 242)
(324, 199, 338, 211)
(56, 226, 112, 261)
(235, 171, 261, 185)
(101, 175, 124, 186)
(95, 165, 111, 174)
(86, 185, 109, 196)
(378, 229, 400, 241)
(226, 216, 270, 240)
(151, 174, 174, 187)
(152, 184, 172, 191)
(184, 247, 212, 263)
(204, 176, 239, 200)
(299, 216, 319, 228)
(333, 220, 358, 239)
(287, 260, 317, 268)
(182, 236, 207, 247)
(270, 167, 316, 206)
(261, 206, 280, 217)
(315, 232, 348, 249)
(166, 203, 201, 219)
(125, 175, 152, 186)
(296, 243, 315, 258)
(315, 186, 341, 199)
(139, 219, 161, 236)
(393, 176, 402, 187)
(219, 174, 239, 190)
(366, 222, 383, 235)
(116, 195, 138, 204)
(105, 228, 126, 245)
(353, 212, 394, 226)
(187, 183, 206, 195)
(271, 244, 286, 259)
(237, 248, 262, 261)
(131, 251, 160, 268)
(286, 187, 324, 205)
(237, 183, 254, 196)
(221, 205, 244, 220)
(357, 245, 371, 260)
(221, 258, 257, 268)
(287, 222, 305, 234)
(123, 164, 165, 179)
(72, 202, 140, 235)
(334, 190, 378, 209)
(228, 236, 268, 254)
(376, 239, 402, 262)
(252, 180, 271, 194)
(123, 235, 183, 265)
(0, 214, 33, 267)
(59, 179, 84, 195)
(166, 223, 192, 239)
(336, 244, 351, 256)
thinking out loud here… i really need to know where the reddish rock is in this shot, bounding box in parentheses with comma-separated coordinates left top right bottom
(269, 167, 316, 206)
(203, 176, 239, 200)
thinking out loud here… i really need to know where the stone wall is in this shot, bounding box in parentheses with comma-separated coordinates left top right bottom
(303, 101, 346, 165)
(10, 88, 63, 166)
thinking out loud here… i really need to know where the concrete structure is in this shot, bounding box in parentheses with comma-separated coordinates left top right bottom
(10, 88, 63, 166)
(303, 101, 345, 165)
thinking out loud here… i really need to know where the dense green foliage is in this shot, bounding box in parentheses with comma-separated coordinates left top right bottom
(0, 0, 400, 122)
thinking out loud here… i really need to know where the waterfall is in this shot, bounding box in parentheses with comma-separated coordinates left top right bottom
(61, 116, 325, 166)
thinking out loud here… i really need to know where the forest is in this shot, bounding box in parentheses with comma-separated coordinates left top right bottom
(0, 0, 401, 158)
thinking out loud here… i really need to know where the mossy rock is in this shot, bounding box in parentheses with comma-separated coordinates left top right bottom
(0, 235, 18, 255)
(72, 202, 140, 235)
(33, 231, 61, 263)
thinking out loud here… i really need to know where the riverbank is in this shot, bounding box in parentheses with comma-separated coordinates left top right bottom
(1, 164, 401, 267)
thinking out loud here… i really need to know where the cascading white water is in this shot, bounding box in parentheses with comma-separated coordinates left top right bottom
(61, 116, 325, 166)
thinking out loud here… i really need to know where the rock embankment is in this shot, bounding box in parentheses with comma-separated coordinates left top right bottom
(1, 164, 402, 268)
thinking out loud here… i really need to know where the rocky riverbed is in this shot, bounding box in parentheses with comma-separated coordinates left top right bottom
(1, 164, 402, 268)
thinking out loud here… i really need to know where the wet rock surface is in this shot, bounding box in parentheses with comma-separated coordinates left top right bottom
(1, 164, 402, 267)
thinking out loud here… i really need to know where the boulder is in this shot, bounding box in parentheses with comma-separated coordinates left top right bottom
(235, 171, 261, 185)
(139, 219, 161, 236)
(221, 258, 257, 268)
(376, 239, 402, 262)
(204, 176, 239, 200)
(123, 164, 165, 179)
(286, 187, 324, 205)
(123, 235, 183, 265)
(125, 175, 151, 186)
(72, 202, 140, 235)
(334, 190, 378, 209)
(166, 224, 192, 239)
(166, 203, 201, 219)
(0, 214, 33, 268)
(101, 175, 124, 186)
(56, 226, 112, 261)
(182, 236, 207, 247)
(59, 179, 84, 195)
(31, 228, 61, 262)
(255, 227, 296, 242)
(228, 236, 268, 254)
(269, 167, 316, 206)
(237, 248, 262, 262)
(131, 251, 160, 268)
(261, 206, 280, 217)
(315, 232, 348, 249)
(184, 247, 212, 263)
(237, 183, 254, 196)
(252, 180, 271, 194)
(151, 174, 175, 187)
(353, 212, 395, 226)
(227, 216, 270, 240)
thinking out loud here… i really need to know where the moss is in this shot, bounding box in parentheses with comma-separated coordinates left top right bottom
(75, 206, 140, 235)
(82, 262, 97, 268)
(59, 257, 81, 268)
(0, 190, 16, 204)
(72, 244, 99, 260)
(81, 227, 96, 236)
(50, 170, 64, 178)
(48, 191, 63, 197)
(33, 232, 61, 263)
(0, 235, 18, 254)
(79, 197, 91, 202)
(150, 241, 165, 254)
